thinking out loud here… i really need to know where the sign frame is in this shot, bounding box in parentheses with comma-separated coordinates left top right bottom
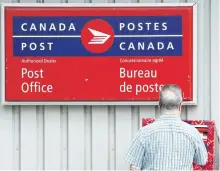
(1, 3, 197, 106)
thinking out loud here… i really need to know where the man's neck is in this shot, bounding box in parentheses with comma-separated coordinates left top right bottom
(161, 109, 180, 116)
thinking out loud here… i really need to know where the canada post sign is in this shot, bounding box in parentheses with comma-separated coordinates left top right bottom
(3, 4, 197, 104)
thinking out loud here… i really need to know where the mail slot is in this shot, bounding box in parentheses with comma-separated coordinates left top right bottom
(142, 119, 216, 170)
(193, 125, 208, 150)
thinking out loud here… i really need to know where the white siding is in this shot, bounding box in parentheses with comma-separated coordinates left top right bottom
(0, 0, 219, 170)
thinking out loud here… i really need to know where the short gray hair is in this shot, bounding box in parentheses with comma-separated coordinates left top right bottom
(159, 84, 183, 110)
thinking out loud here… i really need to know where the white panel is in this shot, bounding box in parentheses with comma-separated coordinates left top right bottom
(181, 107, 187, 120)
(20, 0, 37, 2)
(163, 0, 185, 2)
(92, 0, 108, 3)
(187, 0, 210, 120)
(115, 0, 132, 4)
(131, 106, 139, 138)
(43, 0, 63, 2)
(115, 106, 132, 170)
(155, 106, 160, 118)
(211, 0, 220, 135)
(84, 106, 92, 170)
(0, 106, 13, 170)
(60, 106, 68, 170)
(68, 106, 85, 170)
(44, 106, 61, 170)
(68, 0, 85, 3)
(20, 106, 37, 170)
(91, 106, 108, 170)
(0, 0, 14, 169)
(108, 106, 115, 170)
(139, 0, 156, 2)
(36, 106, 44, 170)
(12, 106, 20, 170)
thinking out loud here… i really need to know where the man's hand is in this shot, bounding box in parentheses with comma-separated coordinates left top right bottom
(130, 164, 141, 171)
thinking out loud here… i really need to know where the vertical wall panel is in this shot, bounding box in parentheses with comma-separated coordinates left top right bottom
(60, 106, 68, 170)
(68, 0, 86, 3)
(44, 106, 61, 170)
(20, 0, 37, 2)
(211, 0, 220, 134)
(36, 106, 44, 170)
(92, 106, 109, 170)
(181, 107, 187, 120)
(43, 0, 63, 2)
(20, 106, 37, 170)
(92, 0, 108, 3)
(10, 0, 21, 169)
(108, 106, 116, 170)
(0, 106, 13, 170)
(155, 106, 160, 118)
(139, 0, 156, 2)
(187, 0, 211, 120)
(0, 0, 13, 169)
(68, 106, 85, 170)
(163, 0, 186, 2)
(115, 107, 132, 170)
(131, 106, 139, 138)
(84, 106, 92, 170)
(12, 106, 20, 170)
(115, 0, 132, 4)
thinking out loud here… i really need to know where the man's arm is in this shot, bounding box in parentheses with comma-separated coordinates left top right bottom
(193, 131, 208, 165)
(124, 130, 145, 169)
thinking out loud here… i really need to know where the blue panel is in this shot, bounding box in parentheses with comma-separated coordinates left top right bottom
(12, 16, 182, 57)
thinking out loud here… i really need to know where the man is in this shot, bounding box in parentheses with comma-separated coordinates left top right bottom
(125, 84, 208, 170)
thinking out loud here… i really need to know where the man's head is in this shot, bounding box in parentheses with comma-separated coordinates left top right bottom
(159, 84, 183, 115)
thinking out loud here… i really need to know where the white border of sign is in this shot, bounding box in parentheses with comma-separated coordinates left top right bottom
(1, 3, 197, 106)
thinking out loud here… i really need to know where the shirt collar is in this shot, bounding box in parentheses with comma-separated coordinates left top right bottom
(158, 114, 181, 121)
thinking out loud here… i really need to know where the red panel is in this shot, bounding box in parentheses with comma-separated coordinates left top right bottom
(4, 6, 194, 102)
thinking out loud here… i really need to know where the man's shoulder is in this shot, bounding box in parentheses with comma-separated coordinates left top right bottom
(180, 121, 199, 132)
(179, 121, 202, 140)
(139, 120, 161, 135)
(140, 120, 200, 137)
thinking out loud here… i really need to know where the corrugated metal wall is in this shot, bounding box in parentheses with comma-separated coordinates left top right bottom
(0, 0, 219, 170)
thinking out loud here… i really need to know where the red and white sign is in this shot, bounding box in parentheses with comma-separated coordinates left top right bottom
(2, 3, 197, 105)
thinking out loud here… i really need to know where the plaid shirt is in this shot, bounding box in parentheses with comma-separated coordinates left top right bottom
(125, 115, 208, 170)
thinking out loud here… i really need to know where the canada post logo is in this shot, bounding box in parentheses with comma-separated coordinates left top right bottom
(12, 16, 183, 57)
(81, 19, 114, 53)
